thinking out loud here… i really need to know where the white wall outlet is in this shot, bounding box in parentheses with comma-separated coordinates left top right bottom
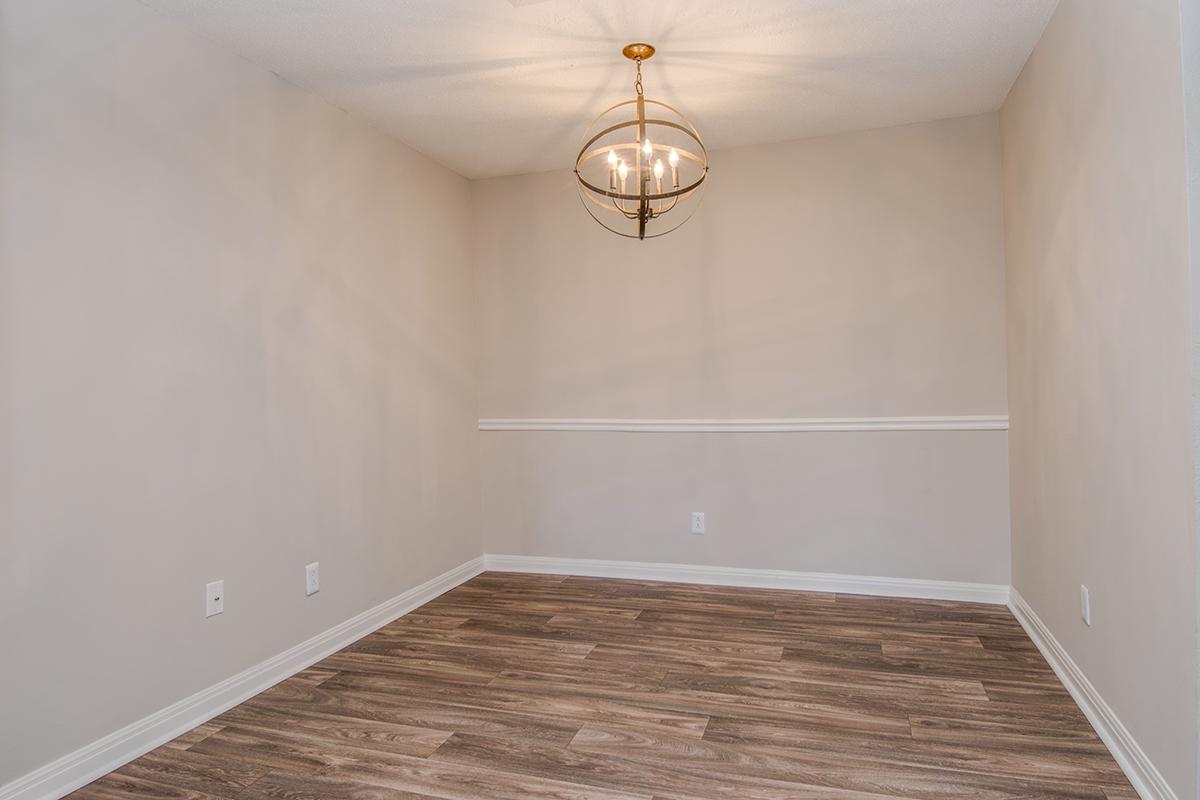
(691, 511, 706, 535)
(205, 580, 224, 618)
(1080, 584, 1091, 626)
(305, 562, 320, 596)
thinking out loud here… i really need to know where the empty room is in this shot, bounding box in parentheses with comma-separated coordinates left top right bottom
(3, 1, 1199, 799)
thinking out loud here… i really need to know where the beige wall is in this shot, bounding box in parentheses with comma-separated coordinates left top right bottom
(482, 430, 1010, 583)
(1001, 1, 1198, 797)
(1187, 1, 1200, 790)
(475, 114, 1012, 583)
(0, 0, 479, 783)
(478, 114, 1008, 419)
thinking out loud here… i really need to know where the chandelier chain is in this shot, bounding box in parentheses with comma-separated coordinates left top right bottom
(634, 59, 643, 97)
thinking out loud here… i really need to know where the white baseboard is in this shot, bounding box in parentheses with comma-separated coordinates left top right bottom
(482, 554, 1010, 604)
(1008, 589, 1177, 800)
(0, 556, 486, 800)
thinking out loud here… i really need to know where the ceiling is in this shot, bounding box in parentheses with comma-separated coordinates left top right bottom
(143, 0, 1058, 179)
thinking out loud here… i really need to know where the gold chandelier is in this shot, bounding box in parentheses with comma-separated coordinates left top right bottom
(574, 43, 708, 240)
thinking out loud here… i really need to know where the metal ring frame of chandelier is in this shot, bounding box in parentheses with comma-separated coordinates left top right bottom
(574, 92, 709, 239)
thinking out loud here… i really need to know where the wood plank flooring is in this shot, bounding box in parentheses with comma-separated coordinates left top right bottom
(67, 573, 1135, 800)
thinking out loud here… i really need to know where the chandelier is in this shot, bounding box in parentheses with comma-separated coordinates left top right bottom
(574, 43, 708, 240)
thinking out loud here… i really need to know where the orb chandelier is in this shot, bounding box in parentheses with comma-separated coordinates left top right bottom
(574, 43, 708, 240)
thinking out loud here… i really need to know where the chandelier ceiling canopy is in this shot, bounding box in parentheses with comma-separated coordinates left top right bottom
(574, 44, 709, 240)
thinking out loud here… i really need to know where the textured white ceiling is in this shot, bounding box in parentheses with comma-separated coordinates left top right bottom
(142, 0, 1057, 179)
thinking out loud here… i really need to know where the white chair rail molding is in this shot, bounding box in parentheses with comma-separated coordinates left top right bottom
(477, 416, 1012, 432)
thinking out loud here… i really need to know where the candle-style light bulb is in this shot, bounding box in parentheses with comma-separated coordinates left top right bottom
(607, 150, 618, 167)
(668, 148, 679, 167)
(668, 148, 680, 188)
(653, 159, 664, 179)
(617, 160, 628, 181)
(642, 138, 653, 158)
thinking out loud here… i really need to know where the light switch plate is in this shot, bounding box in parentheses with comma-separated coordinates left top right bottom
(691, 511, 706, 535)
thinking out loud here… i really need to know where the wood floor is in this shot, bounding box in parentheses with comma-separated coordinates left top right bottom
(68, 572, 1135, 800)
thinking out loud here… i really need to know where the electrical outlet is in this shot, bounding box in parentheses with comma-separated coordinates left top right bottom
(305, 562, 320, 596)
(691, 511, 706, 535)
(206, 580, 224, 618)
(1080, 584, 1091, 626)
